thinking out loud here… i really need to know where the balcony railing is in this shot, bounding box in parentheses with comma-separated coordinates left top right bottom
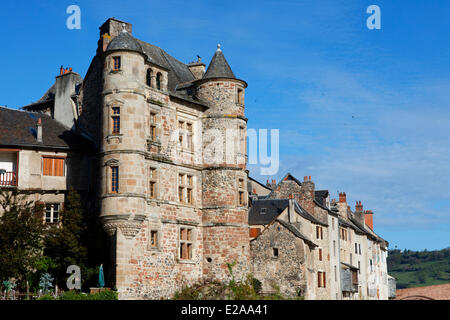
(0, 171, 17, 187)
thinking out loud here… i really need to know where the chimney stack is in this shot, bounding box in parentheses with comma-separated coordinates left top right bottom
(355, 201, 363, 212)
(37, 118, 43, 143)
(339, 192, 347, 203)
(365, 210, 374, 230)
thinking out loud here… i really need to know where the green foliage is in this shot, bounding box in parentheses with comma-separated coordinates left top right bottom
(388, 247, 450, 288)
(38, 290, 118, 300)
(173, 263, 302, 300)
(0, 189, 46, 286)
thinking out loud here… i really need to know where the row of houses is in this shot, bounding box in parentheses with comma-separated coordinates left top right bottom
(247, 175, 396, 299)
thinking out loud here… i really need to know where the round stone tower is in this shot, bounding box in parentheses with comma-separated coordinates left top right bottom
(195, 45, 250, 281)
(99, 26, 148, 286)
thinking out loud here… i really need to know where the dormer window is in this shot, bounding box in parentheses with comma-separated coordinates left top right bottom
(156, 72, 162, 90)
(113, 56, 121, 71)
(146, 69, 152, 87)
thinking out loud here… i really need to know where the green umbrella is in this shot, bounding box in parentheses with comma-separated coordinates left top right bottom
(98, 264, 105, 288)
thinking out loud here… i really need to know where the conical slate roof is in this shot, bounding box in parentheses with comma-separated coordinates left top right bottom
(203, 45, 236, 80)
(106, 28, 143, 54)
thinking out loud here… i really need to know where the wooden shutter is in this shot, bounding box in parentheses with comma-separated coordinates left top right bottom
(43, 157, 52, 175)
(55, 158, 64, 176)
(323, 272, 326, 288)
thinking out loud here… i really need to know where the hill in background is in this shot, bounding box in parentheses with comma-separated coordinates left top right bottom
(388, 247, 450, 289)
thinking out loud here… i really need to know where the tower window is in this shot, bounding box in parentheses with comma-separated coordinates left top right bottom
(150, 230, 158, 248)
(112, 107, 120, 134)
(111, 166, 119, 193)
(238, 178, 246, 206)
(149, 167, 157, 199)
(273, 248, 279, 257)
(319, 248, 323, 261)
(150, 112, 158, 141)
(156, 72, 162, 90)
(237, 87, 244, 105)
(112, 56, 121, 71)
(146, 69, 152, 87)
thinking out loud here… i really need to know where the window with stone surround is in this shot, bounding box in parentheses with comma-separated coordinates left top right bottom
(150, 112, 158, 141)
(238, 178, 246, 207)
(150, 230, 158, 249)
(111, 166, 119, 193)
(112, 56, 121, 71)
(146, 68, 152, 87)
(45, 203, 60, 224)
(111, 106, 121, 134)
(273, 248, 279, 258)
(316, 226, 323, 240)
(178, 120, 193, 151)
(178, 173, 193, 204)
(239, 126, 246, 154)
(318, 248, 323, 261)
(149, 167, 158, 199)
(179, 227, 194, 260)
(340, 227, 348, 241)
(156, 72, 162, 90)
(237, 87, 244, 105)
(318, 271, 326, 288)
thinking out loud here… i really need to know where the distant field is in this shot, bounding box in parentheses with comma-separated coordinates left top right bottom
(388, 248, 450, 289)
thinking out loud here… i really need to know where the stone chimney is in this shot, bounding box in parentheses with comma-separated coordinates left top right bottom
(36, 118, 43, 143)
(98, 18, 132, 54)
(54, 67, 79, 129)
(188, 56, 206, 80)
(300, 176, 315, 216)
(266, 179, 277, 190)
(365, 210, 374, 230)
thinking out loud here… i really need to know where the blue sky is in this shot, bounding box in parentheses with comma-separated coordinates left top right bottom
(0, 0, 449, 250)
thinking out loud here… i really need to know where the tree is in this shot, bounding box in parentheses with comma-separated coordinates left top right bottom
(43, 188, 88, 288)
(0, 189, 46, 286)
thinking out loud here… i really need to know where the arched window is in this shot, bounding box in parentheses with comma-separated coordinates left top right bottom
(156, 73, 162, 90)
(146, 69, 152, 87)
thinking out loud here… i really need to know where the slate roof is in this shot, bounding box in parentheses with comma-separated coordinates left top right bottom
(203, 46, 236, 80)
(106, 30, 144, 54)
(0, 106, 93, 151)
(248, 199, 289, 225)
(315, 190, 329, 205)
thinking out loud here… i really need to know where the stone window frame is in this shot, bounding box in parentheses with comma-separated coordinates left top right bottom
(178, 226, 196, 261)
(146, 68, 153, 87)
(239, 125, 246, 155)
(318, 247, 323, 261)
(156, 72, 162, 91)
(236, 86, 245, 105)
(105, 159, 120, 194)
(178, 172, 194, 205)
(237, 177, 247, 207)
(317, 271, 326, 288)
(112, 56, 121, 71)
(316, 225, 323, 240)
(272, 247, 279, 259)
(148, 166, 158, 199)
(177, 119, 194, 152)
(340, 227, 348, 241)
(149, 111, 159, 142)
